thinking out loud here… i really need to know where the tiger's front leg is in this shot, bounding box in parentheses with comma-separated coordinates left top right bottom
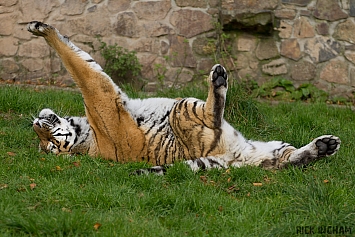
(205, 64, 228, 128)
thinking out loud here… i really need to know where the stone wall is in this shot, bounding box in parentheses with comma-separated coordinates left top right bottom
(0, 0, 355, 98)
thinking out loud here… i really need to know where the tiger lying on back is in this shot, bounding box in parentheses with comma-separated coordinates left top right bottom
(28, 21, 341, 175)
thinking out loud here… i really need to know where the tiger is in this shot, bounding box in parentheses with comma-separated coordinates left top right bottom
(28, 21, 341, 175)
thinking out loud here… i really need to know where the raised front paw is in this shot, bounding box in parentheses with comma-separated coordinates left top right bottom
(315, 135, 341, 157)
(211, 64, 228, 88)
(27, 21, 52, 36)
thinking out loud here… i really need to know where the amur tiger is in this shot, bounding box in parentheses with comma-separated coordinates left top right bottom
(28, 21, 340, 175)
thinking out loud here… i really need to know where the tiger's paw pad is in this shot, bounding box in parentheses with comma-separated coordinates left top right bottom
(315, 135, 340, 157)
(211, 64, 228, 88)
(27, 21, 52, 36)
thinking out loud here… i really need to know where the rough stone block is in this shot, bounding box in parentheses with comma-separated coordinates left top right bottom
(274, 9, 296, 19)
(262, 58, 287, 75)
(222, 0, 278, 11)
(60, 0, 87, 16)
(18, 40, 49, 58)
(313, 0, 348, 21)
(175, 0, 207, 8)
(160, 40, 169, 55)
(280, 39, 302, 61)
(235, 53, 249, 70)
(68, 8, 112, 36)
(107, 0, 130, 13)
(115, 12, 140, 38)
(170, 9, 213, 38)
(143, 22, 173, 37)
(237, 34, 257, 52)
(50, 57, 62, 73)
(19, 0, 60, 23)
(290, 60, 316, 81)
(350, 0, 355, 16)
(316, 22, 329, 36)
(21, 58, 46, 72)
(197, 58, 215, 74)
(294, 17, 315, 38)
(320, 59, 349, 84)
(0, 0, 17, 7)
(277, 20, 292, 38)
(345, 51, 355, 64)
(133, 1, 171, 21)
(168, 35, 197, 68)
(0, 37, 18, 56)
(256, 38, 279, 60)
(0, 13, 16, 36)
(334, 19, 355, 44)
(0, 58, 19, 73)
(131, 38, 160, 53)
(281, 0, 312, 7)
(300, 10, 311, 16)
(0, 5, 15, 14)
(304, 37, 341, 63)
(13, 24, 32, 40)
(350, 68, 355, 86)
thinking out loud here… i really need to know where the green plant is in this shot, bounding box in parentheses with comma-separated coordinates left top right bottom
(252, 78, 329, 103)
(330, 96, 351, 105)
(153, 63, 168, 89)
(98, 38, 142, 83)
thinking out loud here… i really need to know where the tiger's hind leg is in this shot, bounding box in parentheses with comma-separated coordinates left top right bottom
(27, 21, 146, 161)
(285, 135, 340, 168)
(258, 135, 341, 169)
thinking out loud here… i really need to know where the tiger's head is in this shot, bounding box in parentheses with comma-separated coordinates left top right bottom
(33, 108, 82, 155)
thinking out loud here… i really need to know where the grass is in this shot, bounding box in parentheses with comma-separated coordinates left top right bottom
(0, 85, 354, 236)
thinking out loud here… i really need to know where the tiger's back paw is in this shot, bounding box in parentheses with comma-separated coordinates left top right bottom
(27, 21, 54, 36)
(211, 64, 228, 88)
(315, 135, 340, 157)
(288, 135, 340, 167)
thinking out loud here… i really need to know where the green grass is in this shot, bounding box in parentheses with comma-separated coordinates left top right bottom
(0, 85, 354, 236)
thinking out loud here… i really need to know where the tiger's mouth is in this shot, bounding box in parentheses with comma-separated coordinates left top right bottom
(33, 119, 41, 128)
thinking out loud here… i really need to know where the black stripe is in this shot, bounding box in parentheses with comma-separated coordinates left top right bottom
(73, 136, 78, 146)
(196, 159, 206, 170)
(177, 99, 186, 111)
(160, 110, 170, 123)
(183, 102, 191, 120)
(191, 101, 208, 127)
(63, 141, 70, 149)
(136, 116, 144, 126)
(212, 90, 224, 128)
(51, 128, 61, 134)
(207, 158, 223, 168)
(205, 128, 222, 156)
(145, 120, 157, 135)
